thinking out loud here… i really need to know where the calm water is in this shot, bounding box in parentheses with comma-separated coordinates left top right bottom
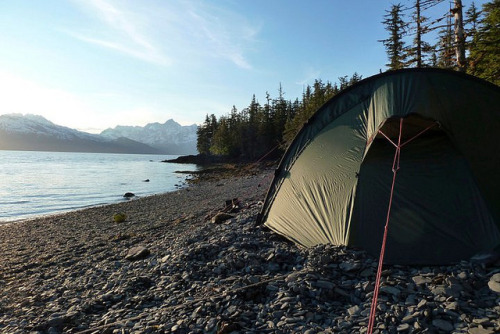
(0, 150, 199, 222)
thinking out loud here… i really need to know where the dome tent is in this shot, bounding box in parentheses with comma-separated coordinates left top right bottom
(258, 68, 500, 265)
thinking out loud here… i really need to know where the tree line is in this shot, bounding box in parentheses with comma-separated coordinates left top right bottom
(197, 74, 362, 160)
(197, 0, 498, 161)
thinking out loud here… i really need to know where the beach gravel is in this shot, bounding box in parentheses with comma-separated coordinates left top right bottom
(0, 168, 499, 333)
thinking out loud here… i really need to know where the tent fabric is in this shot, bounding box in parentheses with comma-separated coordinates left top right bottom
(259, 68, 500, 265)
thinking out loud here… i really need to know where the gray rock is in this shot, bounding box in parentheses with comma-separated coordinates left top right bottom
(339, 262, 360, 272)
(412, 275, 432, 285)
(315, 280, 335, 290)
(432, 319, 454, 331)
(47, 327, 60, 334)
(125, 246, 150, 261)
(401, 312, 419, 323)
(397, 323, 410, 331)
(380, 285, 401, 297)
(468, 327, 495, 334)
(487, 273, 500, 293)
(347, 305, 361, 316)
(472, 318, 491, 325)
(431, 285, 447, 296)
(416, 299, 427, 309)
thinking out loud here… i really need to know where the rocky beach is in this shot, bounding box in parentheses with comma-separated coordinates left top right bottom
(0, 166, 499, 334)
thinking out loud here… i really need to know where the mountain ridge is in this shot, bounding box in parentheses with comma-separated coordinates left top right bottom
(100, 118, 198, 154)
(0, 114, 198, 155)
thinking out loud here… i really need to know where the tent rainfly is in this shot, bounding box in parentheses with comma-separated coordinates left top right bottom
(258, 68, 500, 265)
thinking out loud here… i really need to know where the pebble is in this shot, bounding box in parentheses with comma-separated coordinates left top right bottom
(397, 323, 410, 331)
(412, 275, 431, 285)
(488, 273, 500, 293)
(347, 305, 361, 316)
(468, 326, 495, 334)
(0, 170, 499, 333)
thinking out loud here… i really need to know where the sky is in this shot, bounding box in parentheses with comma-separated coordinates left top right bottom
(0, 0, 488, 133)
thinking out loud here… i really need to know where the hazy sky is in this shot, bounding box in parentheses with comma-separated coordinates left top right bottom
(0, 0, 486, 133)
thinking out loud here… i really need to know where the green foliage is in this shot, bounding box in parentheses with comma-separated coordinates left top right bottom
(196, 74, 362, 161)
(405, 0, 438, 68)
(380, 3, 408, 70)
(210, 116, 238, 156)
(197, 114, 218, 155)
(435, 14, 455, 69)
(283, 78, 342, 144)
(467, 0, 500, 85)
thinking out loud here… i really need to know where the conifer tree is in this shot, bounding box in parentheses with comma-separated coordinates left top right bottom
(465, 2, 481, 68)
(273, 84, 289, 145)
(407, 0, 432, 67)
(283, 74, 359, 145)
(404, 0, 448, 67)
(380, 3, 408, 70)
(468, 0, 499, 84)
(257, 91, 276, 156)
(465, 2, 481, 37)
(436, 12, 455, 68)
(210, 117, 237, 156)
(196, 114, 217, 155)
(349, 72, 363, 85)
(241, 95, 261, 159)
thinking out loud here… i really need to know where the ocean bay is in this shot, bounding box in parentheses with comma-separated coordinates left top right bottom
(0, 150, 198, 222)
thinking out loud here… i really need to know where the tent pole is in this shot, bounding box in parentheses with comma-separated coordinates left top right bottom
(367, 118, 403, 334)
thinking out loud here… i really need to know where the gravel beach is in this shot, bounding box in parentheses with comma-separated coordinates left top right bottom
(0, 167, 499, 334)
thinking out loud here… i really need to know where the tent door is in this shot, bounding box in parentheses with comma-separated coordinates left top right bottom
(349, 117, 499, 264)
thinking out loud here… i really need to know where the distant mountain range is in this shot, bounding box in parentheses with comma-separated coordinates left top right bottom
(101, 119, 198, 154)
(0, 114, 198, 155)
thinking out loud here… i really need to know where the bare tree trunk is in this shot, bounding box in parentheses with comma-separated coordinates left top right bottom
(416, 0, 422, 67)
(453, 0, 466, 71)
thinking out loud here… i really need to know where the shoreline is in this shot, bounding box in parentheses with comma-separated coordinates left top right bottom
(0, 162, 202, 226)
(0, 161, 264, 226)
(0, 168, 277, 333)
(0, 167, 499, 333)
(0, 180, 194, 227)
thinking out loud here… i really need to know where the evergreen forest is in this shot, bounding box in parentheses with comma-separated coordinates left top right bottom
(196, 0, 499, 161)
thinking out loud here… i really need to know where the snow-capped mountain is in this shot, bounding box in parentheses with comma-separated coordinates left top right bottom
(1, 114, 97, 141)
(0, 114, 162, 154)
(100, 119, 198, 155)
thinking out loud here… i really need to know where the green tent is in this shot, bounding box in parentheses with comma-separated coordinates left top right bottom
(259, 68, 500, 264)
